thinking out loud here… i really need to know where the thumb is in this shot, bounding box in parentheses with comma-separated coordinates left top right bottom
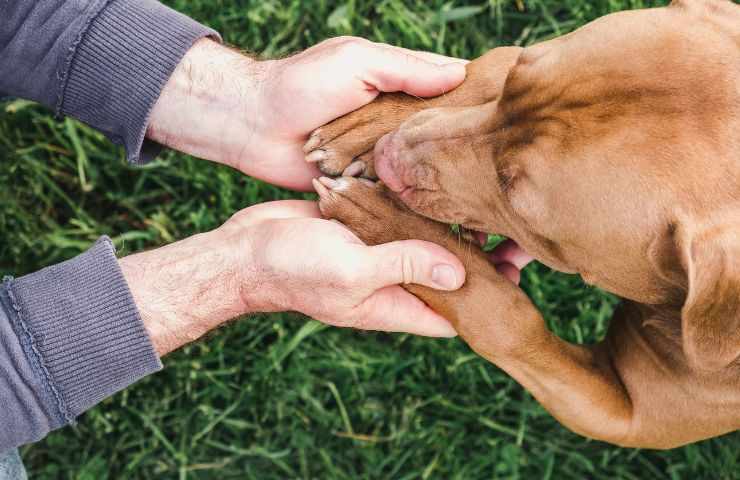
(365, 240, 466, 291)
(364, 44, 467, 97)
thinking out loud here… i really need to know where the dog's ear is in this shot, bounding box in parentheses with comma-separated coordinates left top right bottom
(678, 210, 740, 372)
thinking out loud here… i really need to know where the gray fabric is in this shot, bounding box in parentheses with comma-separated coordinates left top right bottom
(0, 450, 26, 480)
(0, 0, 219, 163)
(0, 0, 220, 454)
(0, 238, 163, 453)
(0, 286, 60, 452)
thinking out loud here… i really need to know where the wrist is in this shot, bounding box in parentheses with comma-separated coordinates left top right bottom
(146, 38, 273, 170)
(119, 228, 250, 356)
(217, 218, 291, 315)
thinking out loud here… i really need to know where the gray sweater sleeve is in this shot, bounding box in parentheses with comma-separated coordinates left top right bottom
(0, 0, 219, 451)
(0, 238, 162, 452)
(0, 0, 219, 163)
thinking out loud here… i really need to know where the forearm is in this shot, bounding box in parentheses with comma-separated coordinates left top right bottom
(119, 228, 252, 356)
(0, 225, 262, 451)
(146, 39, 272, 171)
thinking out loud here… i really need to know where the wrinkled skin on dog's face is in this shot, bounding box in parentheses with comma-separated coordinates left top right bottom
(373, 2, 740, 306)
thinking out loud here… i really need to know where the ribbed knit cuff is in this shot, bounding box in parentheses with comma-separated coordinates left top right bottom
(58, 0, 220, 164)
(4, 237, 162, 420)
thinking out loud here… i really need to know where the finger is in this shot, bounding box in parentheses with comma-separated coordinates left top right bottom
(489, 239, 535, 270)
(380, 44, 470, 66)
(353, 285, 457, 337)
(364, 239, 466, 291)
(320, 37, 468, 65)
(362, 45, 467, 97)
(249, 142, 322, 191)
(229, 200, 321, 228)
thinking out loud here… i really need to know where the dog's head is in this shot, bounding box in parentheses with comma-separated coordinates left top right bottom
(373, 0, 740, 370)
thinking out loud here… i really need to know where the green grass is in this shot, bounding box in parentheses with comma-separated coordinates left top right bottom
(2, 0, 740, 478)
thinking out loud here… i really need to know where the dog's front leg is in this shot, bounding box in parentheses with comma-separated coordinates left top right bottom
(313, 177, 634, 442)
(314, 177, 737, 449)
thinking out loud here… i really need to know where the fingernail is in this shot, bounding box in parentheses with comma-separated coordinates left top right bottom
(432, 264, 459, 290)
(443, 62, 467, 72)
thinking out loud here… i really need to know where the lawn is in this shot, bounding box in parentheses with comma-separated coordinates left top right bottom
(2, 0, 739, 478)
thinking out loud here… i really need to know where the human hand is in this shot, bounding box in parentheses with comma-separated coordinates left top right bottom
(147, 37, 466, 190)
(222, 200, 464, 334)
(120, 200, 465, 356)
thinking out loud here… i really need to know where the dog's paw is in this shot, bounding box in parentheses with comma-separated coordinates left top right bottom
(313, 176, 398, 244)
(303, 93, 425, 178)
(313, 176, 450, 246)
(304, 124, 376, 178)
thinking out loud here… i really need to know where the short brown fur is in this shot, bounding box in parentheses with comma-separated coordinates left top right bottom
(309, 0, 740, 448)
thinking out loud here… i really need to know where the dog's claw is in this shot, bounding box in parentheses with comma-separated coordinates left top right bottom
(303, 131, 322, 153)
(342, 160, 366, 177)
(312, 177, 330, 198)
(306, 150, 327, 163)
(318, 176, 340, 189)
(359, 178, 376, 188)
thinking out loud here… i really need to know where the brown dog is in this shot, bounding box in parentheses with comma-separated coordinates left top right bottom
(305, 0, 740, 448)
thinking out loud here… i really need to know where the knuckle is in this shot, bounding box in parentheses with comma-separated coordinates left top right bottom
(226, 209, 250, 224)
(318, 36, 353, 49)
(333, 35, 359, 44)
(388, 246, 417, 285)
(223, 208, 263, 231)
(335, 37, 370, 55)
(402, 51, 421, 66)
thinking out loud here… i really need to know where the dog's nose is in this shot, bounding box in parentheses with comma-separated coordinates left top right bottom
(374, 131, 407, 193)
